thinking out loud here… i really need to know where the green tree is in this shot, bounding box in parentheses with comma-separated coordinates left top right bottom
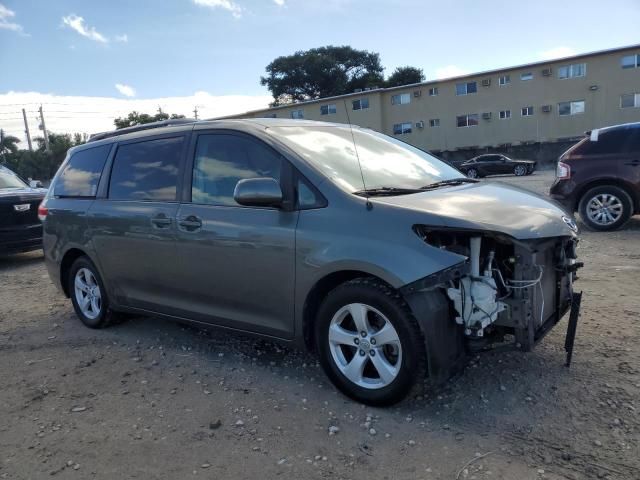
(114, 111, 186, 129)
(385, 66, 425, 87)
(260, 46, 385, 106)
(0, 133, 20, 162)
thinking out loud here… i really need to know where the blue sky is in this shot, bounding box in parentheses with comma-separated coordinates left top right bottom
(1, 0, 639, 141)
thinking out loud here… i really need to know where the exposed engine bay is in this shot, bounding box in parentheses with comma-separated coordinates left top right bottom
(413, 227, 582, 353)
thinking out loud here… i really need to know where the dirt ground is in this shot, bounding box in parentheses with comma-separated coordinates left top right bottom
(1, 170, 638, 480)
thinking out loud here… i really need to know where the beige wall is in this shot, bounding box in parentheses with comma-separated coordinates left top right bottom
(230, 46, 640, 152)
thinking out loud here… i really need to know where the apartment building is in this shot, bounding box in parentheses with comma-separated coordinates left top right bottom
(227, 44, 640, 154)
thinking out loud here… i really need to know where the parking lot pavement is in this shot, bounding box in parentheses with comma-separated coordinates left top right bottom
(1, 170, 638, 480)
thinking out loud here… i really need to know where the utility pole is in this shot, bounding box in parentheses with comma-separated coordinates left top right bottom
(22, 108, 33, 152)
(39, 105, 50, 151)
(193, 106, 199, 120)
(157, 106, 164, 115)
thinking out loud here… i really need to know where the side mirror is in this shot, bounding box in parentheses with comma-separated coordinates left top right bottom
(234, 178, 283, 207)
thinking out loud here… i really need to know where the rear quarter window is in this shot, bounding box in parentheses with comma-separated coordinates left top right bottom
(573, 129, 638, 156)
(53, 144, 111, 197)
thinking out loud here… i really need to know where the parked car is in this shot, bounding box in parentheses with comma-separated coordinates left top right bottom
(458, 154, 536, 178)
(550, 122, 640, 231)
(0, 165, 46, 255)
(41, 119, 580, 405)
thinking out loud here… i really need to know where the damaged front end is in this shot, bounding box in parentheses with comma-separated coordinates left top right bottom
(402, 225, 583, 383)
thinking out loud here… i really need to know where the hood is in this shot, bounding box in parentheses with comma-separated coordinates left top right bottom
(372, 181, 577, 240)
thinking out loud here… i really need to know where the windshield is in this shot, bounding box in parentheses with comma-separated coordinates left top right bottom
(266, 126, 462, 192)
(0, 171, 28, 189)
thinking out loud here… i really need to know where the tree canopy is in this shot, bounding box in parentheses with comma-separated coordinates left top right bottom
(385, 66, 425, 87)
(114, 111, 186, 129)
(260, 46, 427, 105)
(0, 133, 20, 161)
(260, 46, 385, 106)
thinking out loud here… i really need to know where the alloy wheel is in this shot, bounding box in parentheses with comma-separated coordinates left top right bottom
(328, 303, 402, 389)
(586, 193, 624, 226)
(74, 268, 102, 320)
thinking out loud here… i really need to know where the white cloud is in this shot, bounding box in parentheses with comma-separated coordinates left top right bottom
(0, 91, 272, 146)
(273, 0, 285, 5)
(538, 46, 576, 61)
(115, 84, 136, 97)
(193, 0, 243, 18)
(435, 65, 471, 80)
(115, 34, 128, 43)
(0, 3, 25, 34)
(62, 14, 108, 43)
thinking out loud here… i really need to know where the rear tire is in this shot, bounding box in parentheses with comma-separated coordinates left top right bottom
(315, 278, 426, 406)
(514, 164, 527, 176)
(578, 185, 633, 231)
(68, 256, 119, 328)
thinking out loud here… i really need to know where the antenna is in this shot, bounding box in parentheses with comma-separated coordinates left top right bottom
(342, 100, 371, 210)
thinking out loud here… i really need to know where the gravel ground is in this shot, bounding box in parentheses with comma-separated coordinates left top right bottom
(0, 170, 638, 480)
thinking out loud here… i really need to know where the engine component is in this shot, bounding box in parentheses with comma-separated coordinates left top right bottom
(446, 237, 506, 337)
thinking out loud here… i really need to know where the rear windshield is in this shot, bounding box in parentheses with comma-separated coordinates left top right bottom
(266, 126, 461, 192)
(54, 144, 111, 197)
(569, 127, 640, 156)
(0, 171, 27, 189)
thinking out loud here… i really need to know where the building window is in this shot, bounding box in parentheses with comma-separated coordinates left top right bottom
(428, 87, 439, 96)
(455, 81, 477, 96)
(499, 110, 511, 119)
(558, 100, 585, 116)
(558, 63, 586, 79)
(621, 54, 640, 69)
(393, 122, 412, 135)
(621, 93, 640, 108)
(320, 104, 337, 115)
(520, 72, 533, 81)
(498, 75, 511, 86)
(352, 98, 370, 110)
(456, 114, 479, 128)
(521, 106, 534, 116)
(263, 113, 277, 118)
(290, 109, 304, 119)
(391, 93, 411, 105)
(429, 119, 440, 127)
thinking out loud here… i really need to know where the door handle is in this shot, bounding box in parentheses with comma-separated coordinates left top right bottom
(178, 215, 202, 231)
(151, 214, 172, 228)
(624, 160, 640, 166)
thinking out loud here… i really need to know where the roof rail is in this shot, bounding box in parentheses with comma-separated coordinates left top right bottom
(87, 118, 197, 143)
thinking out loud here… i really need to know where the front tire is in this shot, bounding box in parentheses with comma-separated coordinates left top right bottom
(315, 278, 426, 406)
(466, 168, 479, 179)
(578, 185, 633, 231)
(68, 256, 118, 328)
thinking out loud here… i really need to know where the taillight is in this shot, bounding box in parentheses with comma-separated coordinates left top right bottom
(556, 161, 571, 180)
(37, 202, 48, 222)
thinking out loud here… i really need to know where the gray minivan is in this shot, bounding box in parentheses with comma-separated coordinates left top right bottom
(41, 118, 581, 405)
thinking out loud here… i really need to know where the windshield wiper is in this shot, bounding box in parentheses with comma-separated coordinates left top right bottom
(353, 187, 423, 197)
(420, 177, 479, 190)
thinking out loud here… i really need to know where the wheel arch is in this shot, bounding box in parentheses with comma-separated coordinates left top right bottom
(59, 248, 90, 298)
(574, 178, 639, 213)
(301, 270, 392, 352)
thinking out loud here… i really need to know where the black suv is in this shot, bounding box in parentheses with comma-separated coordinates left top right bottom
(550, 122, 640, 231)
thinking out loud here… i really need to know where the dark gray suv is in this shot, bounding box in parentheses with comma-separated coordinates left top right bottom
(42, 118, 581, 405)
